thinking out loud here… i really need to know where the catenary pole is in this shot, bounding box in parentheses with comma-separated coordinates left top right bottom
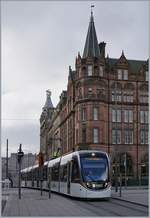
(6, 139, 9, 178)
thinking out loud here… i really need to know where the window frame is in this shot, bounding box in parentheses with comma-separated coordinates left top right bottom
(112, 129, 121, 144)
(112, 109, 121, 122)
(123, 69, 128, 80)
(93, 128, 99, 143)
(99, 66, 104, 77)
(81, 107, 86, 121)
(87, 65, 93, 76)
(93, 107, 99, 121)
(118, 69, 122, 80)
(145, 71, 149, 81)
(124, 129, 133, 144)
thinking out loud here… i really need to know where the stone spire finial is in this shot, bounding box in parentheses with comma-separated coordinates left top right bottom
(43, 89, 54, 109)
(90, 5, 94, 22)
(121, 50, 124, 56)
(82, 6, 100, 59)
(46, 89, 51, 98)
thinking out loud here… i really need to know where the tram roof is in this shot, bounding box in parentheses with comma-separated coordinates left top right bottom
(21, 150, 108, 171)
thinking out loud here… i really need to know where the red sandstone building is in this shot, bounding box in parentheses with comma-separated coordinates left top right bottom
(40, 12, 149, 184)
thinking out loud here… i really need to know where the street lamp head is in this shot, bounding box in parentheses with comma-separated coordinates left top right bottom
(17, 144, 24, 163)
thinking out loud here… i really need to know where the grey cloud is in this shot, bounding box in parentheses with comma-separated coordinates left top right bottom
(2, 1, 149, 156)
(2, 122, 40, 157)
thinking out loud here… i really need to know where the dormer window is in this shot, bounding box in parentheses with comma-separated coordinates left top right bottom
(99, 66, 103, 77)
(88, 65, 92, 76)
(124, 70, 128, 80)
(118, 69, 122, 80)
(145, 71, 149, 81)
(118, 69, 128, 80)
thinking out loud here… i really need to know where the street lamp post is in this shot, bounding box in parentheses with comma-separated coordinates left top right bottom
(6, 139, 9, 179)
(38, 152, 44, 196)
(17, 144, 24, 199)
(114, 81, 118, 192)
(124, 152, 127, 189)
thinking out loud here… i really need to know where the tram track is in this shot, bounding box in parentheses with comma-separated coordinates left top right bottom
(111, 197, 148, 209)
(72, 197, 148, 216)
(77, 200, 122, 216)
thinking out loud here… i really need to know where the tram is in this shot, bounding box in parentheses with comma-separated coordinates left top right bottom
(21, 150, 111, 199)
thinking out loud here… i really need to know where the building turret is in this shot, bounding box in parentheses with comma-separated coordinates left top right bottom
(43, 90, 54, 110)
(40, 90, 55, 160)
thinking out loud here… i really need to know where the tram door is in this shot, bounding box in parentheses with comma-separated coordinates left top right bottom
(67, 161, 71, 194)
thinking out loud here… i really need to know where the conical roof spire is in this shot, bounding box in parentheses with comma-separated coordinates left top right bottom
(82, 6, 100, 59)
(43, 90, 54, 109)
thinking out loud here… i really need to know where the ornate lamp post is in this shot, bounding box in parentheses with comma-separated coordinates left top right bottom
(17, 144, 24, 199)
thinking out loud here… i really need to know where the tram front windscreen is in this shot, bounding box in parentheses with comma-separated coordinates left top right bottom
(80, 155, 108, 182)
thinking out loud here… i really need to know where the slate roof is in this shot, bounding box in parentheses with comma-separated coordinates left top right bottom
(83, 12, 100, 58)
(108, 58, 147, 74)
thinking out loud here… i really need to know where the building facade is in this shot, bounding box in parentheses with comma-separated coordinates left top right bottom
(40, 12, 148, 183)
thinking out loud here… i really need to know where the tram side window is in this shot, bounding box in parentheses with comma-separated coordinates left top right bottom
(33, 169, 37, 180)
(34, 169, 37, 180)
(30, 171, 32, 180)
(60, 164, 67, 182)
(21, 173, 23, 180)
(43, 166, 47, 180)
(71, 157, 80, 183)
(37, 169, 40, 180)
(52, 163, 59, 181)
(27, 172, 29, 180)
(27, 172, 30, 180)
(31, 170, 33, 180)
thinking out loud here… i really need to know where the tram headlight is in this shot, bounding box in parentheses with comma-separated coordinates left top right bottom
(104, 182, 108, 188)
(86, 182, 93, 188)
(86, 182, 90, 187)
(92, 184, 96, 188)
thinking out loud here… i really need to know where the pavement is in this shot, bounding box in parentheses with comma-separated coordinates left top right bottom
(1, 186, 149, 216)
(111, 186, 149, 207)
(1, 188, 96, 217)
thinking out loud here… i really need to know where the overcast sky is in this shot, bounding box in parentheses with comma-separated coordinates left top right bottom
(1, 1, 149, 157)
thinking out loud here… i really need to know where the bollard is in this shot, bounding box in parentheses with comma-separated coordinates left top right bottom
(40, 180, 43, 196)
(119, 174, 122, 197)
(48, 171, 51, 199)
(115, 177, 118, 192)
(49, 180, 51, 199)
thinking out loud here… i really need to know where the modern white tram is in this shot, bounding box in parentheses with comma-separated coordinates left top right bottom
(21, 150, 111, 199)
